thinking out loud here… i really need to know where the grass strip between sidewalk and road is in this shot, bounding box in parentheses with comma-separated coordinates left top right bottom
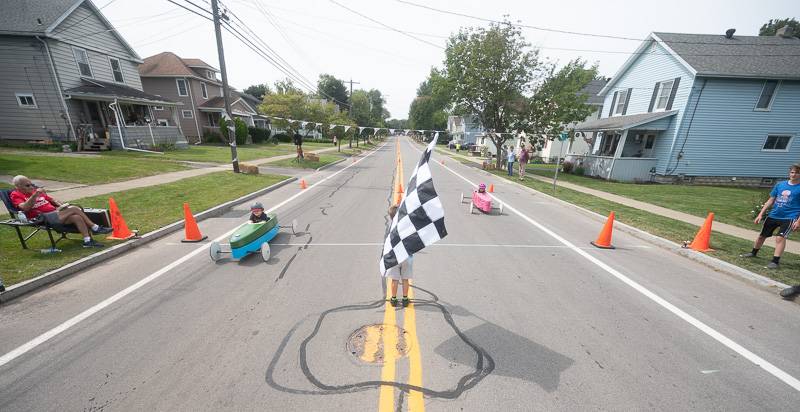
(99, 142, 332, 164)
(263, 154, 341, 169)
(525, 167, 770, 231)
(0, 171, 288, 286)
(456, 157, 800, 285)
(0, 152, 187, 185)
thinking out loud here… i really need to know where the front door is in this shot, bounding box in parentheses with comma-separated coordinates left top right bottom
(642, 134, 657, 157)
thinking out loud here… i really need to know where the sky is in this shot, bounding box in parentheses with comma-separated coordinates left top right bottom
(102, 0, 797, 120)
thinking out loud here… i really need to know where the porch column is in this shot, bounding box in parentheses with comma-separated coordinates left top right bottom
(608, 129, 628, 180)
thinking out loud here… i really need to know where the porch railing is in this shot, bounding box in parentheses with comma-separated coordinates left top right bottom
(109, 126, 188, 150)
(565, 154, 657, 182)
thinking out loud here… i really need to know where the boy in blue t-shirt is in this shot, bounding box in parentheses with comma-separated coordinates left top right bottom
(740, 165, 800, 275)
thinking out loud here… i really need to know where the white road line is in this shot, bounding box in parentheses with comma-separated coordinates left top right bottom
(266, 242, 650, 249)
(411, 140, 800, 392)
(0, 143, 387, 369)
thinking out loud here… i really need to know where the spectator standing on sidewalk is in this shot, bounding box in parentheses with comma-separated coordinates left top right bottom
(518, 145, 530, 180)
(740, 164, 800, 270)
(506, 145, 516, 177)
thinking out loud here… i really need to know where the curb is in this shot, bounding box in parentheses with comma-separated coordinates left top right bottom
(440, 150, 790, 292)
(0, 176, 297, 304)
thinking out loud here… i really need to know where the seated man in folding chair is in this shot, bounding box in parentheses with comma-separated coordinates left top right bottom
(10, 175, 111, 248)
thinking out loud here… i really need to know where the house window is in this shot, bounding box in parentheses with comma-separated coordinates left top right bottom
(176, 79, 188, 96)
(654, 80, 674, 111)
(755, 80, 779, 110)
(182, 110, 193, 118)
(157, 119, 169, 126)
(109, 57, 124, 83)
(613, 90, 628, 115)
(644, 135, 656, 149)
(207, 112, 218, 126)
(200, 82, 208, 99)
(762, 135, 791, 151)
(153, 106, 164, 111)
(15, 93, 37, 108)
(72, 47, 92, 77)
(206, 70, 214, 79)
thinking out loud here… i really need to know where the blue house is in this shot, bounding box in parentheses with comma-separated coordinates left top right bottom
(572, 28, 800, 186)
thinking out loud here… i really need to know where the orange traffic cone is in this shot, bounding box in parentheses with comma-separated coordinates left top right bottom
(687, 212, 714, 252)
(106, 197, 135, 240)
(181, 203, 207, 243)
(300, 179, 308, 189)
(591, 212, 616, 249)
(488, 184, 494, 193)
(398, 183, 404, 194)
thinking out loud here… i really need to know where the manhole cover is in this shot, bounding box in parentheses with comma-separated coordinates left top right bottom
(347, 324, 411, 364)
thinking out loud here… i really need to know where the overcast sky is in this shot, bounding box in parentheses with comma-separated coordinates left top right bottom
(103, 0, 797, 120)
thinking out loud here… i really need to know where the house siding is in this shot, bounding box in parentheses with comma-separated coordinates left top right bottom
(46, 3, 141, 91)
(0, 35, 71, 141)
(600, 40, 696, 173)
(667, 78, 800, 178)
(141, 77, 200, 138)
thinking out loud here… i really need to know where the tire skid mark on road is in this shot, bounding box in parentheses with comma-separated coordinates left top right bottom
(410, 139, 800, 392)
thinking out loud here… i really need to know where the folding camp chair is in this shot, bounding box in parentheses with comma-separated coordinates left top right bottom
(0, 189, 81, 250)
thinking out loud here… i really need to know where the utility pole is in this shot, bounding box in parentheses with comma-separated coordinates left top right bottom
(211, 0, 239, 173)
(347, 78, 360, 148)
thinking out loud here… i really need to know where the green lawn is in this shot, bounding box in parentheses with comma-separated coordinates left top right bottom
(0, 152, 187, 185)
(100, 142, 333, 164)
(526, 168, 770, 230)
(264, 154, 342, 169)
(477, 165, 799, 285)
(0, 171, 288, 286)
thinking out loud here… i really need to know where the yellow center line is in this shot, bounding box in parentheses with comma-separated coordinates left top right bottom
(361, 325, 380, 363)
(378, 282, 399, 411)
(404, 281, 425, 411)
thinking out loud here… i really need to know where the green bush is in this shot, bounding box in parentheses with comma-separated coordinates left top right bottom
(272, 133, 292, 143)
(154, 142, 177, 152)
(234, 118, 248, 145)
(575, 166, 585, 176)
(562, 161, 574, 173)
(248, 126, 270, 144)
(203, 131, 222, 144)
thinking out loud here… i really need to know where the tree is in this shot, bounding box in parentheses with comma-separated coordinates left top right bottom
(444, 21, 546, 167)
(366, 89, 389, 127)
(759, 18, 800, 38)
(274, 78, 302, 95)
(525, 59, 598, 148)
(243, 83, 272, 100)
(317, 74, 349, 111)
(386, 118, 408, 130)
(409, 68, 450, 131)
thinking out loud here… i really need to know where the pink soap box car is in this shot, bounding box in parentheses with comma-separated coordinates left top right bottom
(460, 183, 504, 215)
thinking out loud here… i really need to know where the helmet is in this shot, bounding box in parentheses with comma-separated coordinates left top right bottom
(250, 202, 264, 210)
(478, 183, 486, 190)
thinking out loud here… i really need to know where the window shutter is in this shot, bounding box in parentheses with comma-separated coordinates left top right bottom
(608, 91, 618, 117)
(666, 77, 681, 110)
(648, 82, 659, 112)
(621, 88, 632, 115)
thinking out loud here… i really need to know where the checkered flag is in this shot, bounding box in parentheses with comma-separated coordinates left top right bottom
(380, 138, 447, 275)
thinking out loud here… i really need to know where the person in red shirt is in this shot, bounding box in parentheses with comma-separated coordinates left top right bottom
(10, 175, 111, 248)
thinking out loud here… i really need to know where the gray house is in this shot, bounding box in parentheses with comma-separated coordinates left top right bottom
(139, 52, 262, 142)
(0, 0, 187, 150)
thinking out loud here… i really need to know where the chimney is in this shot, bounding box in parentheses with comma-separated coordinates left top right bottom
(725, 28, 736, 39)
(776, 26, 795, 38)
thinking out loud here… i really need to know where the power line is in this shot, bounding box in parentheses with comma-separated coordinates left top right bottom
(396, 0, 800, 47)
(329, 0, 444, 50)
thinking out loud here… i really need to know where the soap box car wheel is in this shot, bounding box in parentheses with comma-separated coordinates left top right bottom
(291, 219, 298, 236)
(469, 202, 474, 214)
(261, 242, 271, 261)
(209, 241, 221, 261)
(498, 203, 504, 214)
(460, 192, 464, 204)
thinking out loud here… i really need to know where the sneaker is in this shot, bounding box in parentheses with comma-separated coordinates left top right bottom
(82, 239, 104, 248)
(739, 252, 757, 258)
(402, 297, 410, 307)
(93, 226, 113, 234)
(779, 285, 800, 299)
(389, 297, 399, 307)
(765, 262, 779, 269)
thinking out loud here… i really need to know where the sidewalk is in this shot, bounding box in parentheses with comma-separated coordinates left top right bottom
(1, 146, 339, 210)
(439, 148, 800, 255)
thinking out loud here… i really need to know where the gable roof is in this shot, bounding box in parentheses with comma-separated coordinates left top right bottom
(182, 58, 218, 71)
(653, 32, 800, 80)
(139, 52, 221, 83)
(601, 31, 800, 95)
(580, 78, 609, 106)
(0, 0, 140, 61)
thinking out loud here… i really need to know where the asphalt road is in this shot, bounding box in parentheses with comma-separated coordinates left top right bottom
(1, 136, 799, 411)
